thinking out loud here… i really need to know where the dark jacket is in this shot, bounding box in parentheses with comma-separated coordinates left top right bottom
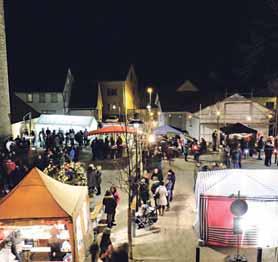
(103, 195, 117, 214)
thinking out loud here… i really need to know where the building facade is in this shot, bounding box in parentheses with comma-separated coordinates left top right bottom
(15, 69, 73, 115)
(195, 94, 272, 142)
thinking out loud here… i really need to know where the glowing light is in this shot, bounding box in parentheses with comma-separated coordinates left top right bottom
(216, 111, 220, 116)
(133, 123, 139, 129)
(188, 115, 192, 119)
(246, 116, 251, 121)
(147, 87, 153, 94)
(150, 112, 154, 116)
(148, 134, 156, 144)
(268, 114, 273, 119)
(146, 104, 151, 110)
(112, 105, 116, 110)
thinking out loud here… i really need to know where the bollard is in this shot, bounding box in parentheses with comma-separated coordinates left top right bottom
(257, 247, 262, 262)
(196, 247, 200, 262)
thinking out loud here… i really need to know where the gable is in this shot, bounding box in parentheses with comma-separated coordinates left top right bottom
(176, 80, 199, 92)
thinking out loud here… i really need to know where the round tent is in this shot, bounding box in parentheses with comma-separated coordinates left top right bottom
(88, 125, 135, 136)
(195, 169, 278, 248)
(0, 168, 91, 262)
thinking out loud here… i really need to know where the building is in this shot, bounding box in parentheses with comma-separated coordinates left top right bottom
(15, 69, 73, 115)
(196, 94, 273, 142)
(99, 65, 139, 120)
(158, 82, 273, 141)
(0, 0, 12, 139)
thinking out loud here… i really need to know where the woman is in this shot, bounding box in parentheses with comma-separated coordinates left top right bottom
(99, 228, 113, 262)
(165, 179, 173, 210)
(155, 181, 168, 216)
(110, 186, 120, 226)
(86, 165, 97, 196)
(103, 190, 117, 228)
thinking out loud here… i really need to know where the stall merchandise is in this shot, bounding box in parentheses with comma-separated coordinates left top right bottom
(0, 168, 91, 262)
(195, 169, 278, 248)
(44, 162, 87, 186)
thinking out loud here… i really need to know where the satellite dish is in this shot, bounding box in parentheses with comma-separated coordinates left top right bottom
(230, 199, 248, 217)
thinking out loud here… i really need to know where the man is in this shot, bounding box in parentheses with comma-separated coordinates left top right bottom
(264, 138, 274, 167)
(103, 190, 117, 228)
(212, 130, 217, 151)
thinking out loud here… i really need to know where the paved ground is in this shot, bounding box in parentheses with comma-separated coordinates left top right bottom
(97, 153, 278, 262)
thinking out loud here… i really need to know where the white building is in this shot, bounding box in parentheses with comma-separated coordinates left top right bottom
(195, 94, 273, 142)
(15, 69, 73, 115)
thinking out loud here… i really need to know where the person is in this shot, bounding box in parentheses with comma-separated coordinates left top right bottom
(191, 141, 200, 162)
(165, 179, 173, 210)
(103, 190, 117, 228)
(151, 177, 160, 208)
(155, 181, 168, 216)
(274, 136, 278, 164)
(87, 165, 97, 196)
(223, 144, 231, 168)
(183, 142, 189, 161)
(139, 178, 149, 205)
(264, 138, 274, 167)
(231, 145, 242, 169)
(257, 136, 264, 160)
(110, 186, 120, 226)
(99, 228, 113, 262)
(95, 166, 102, 195)
(200, 138, 207, 154)
(151, 168, 163, 182)
(167, 169, 176, 201)
(111, 243, 128, 262)
(212, 130, 217, 151)
(90, 239, 99, 262)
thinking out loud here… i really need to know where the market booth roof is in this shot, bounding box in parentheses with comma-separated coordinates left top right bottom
(0, 168, 88, 220)
(220, 122, 257, 135)
(153, 125, 184, 136)
(88, 125, 135, 136)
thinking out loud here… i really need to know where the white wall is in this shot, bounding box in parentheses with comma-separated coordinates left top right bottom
(15, 92, 65, 114)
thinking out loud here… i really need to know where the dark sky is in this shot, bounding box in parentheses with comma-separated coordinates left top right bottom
(4, 1, 278, 92)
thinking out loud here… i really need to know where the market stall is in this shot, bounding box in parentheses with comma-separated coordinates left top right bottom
(195, 169, 278, 248)
(88, 125, 135, 136)
(220, 122, 257, 135)
(0, 168, 91, 262)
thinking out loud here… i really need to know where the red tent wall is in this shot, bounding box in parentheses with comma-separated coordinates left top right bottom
(200, 195, 257, 247)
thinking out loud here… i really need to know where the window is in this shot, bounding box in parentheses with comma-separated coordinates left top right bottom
(26, 93, 33, 103)
(265, 102, 274, 110)
(107, 88, 117, 96)
(51, 93, 58, 103)
(39, 93, 46, 103)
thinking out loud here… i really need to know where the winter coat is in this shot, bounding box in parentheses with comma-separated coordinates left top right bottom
(155, 185, 168, 206)
(112, 191, 120, 206)
(87, 170, 97, 188)
(95, 171, 102, 186)
(103, 196, 117, 214)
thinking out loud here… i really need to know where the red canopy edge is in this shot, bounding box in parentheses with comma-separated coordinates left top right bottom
(88, 126, 135, 136)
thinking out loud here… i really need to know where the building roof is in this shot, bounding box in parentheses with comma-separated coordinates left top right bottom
(10, 93, 40, 124)
(158, 83, 224, 113)
(176, 80, 199, 92)
(69, 80, 99, 109)
(0, 168, 87, 220)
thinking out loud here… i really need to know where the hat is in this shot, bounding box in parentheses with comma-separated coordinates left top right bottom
(103, 227, 111, 235)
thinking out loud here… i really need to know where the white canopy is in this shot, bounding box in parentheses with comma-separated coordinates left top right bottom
(153, 125, 184, 136)
(35, 114, 98, 133)
(196, 169, 278, 198)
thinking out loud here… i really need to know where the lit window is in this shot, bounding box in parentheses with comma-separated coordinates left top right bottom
(51, 93, 58, 103)
(39, 93, 46, 103)
(26, 93, 33, 103)
(107, 88, 117, 96)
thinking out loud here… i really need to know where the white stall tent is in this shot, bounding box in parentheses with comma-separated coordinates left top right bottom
(195, 169, 278, 247)
(35, 114, 98, 133)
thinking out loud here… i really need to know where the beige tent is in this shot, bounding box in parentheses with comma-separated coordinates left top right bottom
(0, 168, 91, 262)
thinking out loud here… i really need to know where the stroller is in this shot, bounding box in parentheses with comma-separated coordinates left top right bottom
(135, 204, 158, 229)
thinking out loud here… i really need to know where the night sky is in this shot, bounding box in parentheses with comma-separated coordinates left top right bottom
(4, 1, 278, 92)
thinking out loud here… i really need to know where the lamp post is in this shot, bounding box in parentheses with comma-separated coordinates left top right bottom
(147, 87, 153, 106)
(216, 110, 220, 150)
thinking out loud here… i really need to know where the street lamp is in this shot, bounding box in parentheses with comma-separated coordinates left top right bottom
(147, 87, 153, 105)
